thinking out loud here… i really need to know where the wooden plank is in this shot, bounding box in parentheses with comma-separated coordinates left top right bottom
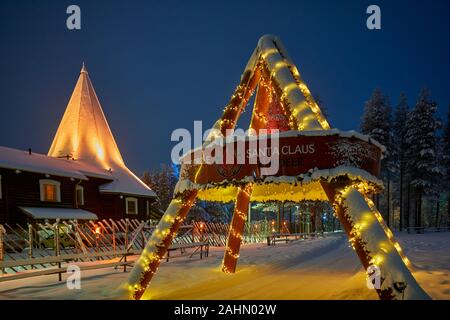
(87, 221, 111, 254)
(168, 242, 208, 250)
(0, 261, 135, 282)
(115, 219, 126, 233)
(105, 220, 125, 247)
(126, 221, 147, 251)
(0, 249, 142, 269)
(165, 249, 207, 260)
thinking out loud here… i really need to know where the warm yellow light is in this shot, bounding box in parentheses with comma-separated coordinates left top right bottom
(283, 83, 298, 95)
(261, 48, 278, 59)
(372, 254, 384, 265)
(274, 61, 288, 72)
(48, 66, 126, 168)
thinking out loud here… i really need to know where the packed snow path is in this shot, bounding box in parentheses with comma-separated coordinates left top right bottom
(0, 232, 449, 300)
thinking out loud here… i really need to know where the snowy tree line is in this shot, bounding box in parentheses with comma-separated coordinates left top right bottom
(361, 89, 450, 230)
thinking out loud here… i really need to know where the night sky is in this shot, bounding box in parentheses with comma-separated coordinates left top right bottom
(0, 0, 449, 175)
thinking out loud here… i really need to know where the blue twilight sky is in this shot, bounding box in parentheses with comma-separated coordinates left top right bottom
(0, 0, 449, 174)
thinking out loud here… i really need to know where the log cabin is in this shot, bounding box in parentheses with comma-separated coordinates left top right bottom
(0, 64, 159, 225)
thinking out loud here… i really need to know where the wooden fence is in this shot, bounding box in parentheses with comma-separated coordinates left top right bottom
(0, 218, 157, 277)
(0, 219, 277, 280)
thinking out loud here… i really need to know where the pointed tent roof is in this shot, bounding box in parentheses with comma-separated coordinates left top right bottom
(48, 64, 156, 198)
(48, 64, 124, 166)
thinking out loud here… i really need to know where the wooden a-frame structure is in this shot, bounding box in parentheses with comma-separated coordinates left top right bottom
(124, 35, 430, 300)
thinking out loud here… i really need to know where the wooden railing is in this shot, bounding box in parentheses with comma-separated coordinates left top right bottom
(0, 218, 308, 282)
(0, 218, 159, 280)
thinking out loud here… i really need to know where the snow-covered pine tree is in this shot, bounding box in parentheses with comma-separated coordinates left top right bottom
(361, 90, 390, 143)
(393, 93, 409, 230)
(433, 134, 445, 227)
(404, 89, 441, 229)
(443, 104, 450, 226)
(208, 202, 232, 222)
(361, 89, 394, 225)
(142, 164, 178, 211)
(385, 99, 396, 228)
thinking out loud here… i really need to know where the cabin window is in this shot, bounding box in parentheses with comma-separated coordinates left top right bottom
(146, 200, 150, 217)
(126, 197, 138, 215)
(39, 179, 61, 202)
(0, 175, 2, 199)
(76, 185, 84, 206)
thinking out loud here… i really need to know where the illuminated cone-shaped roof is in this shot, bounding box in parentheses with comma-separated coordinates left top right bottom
(48, 64, 124, 167)
(48, 64, 155, 197)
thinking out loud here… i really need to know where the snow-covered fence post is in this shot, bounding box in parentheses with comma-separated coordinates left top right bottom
(73, 219, 86, 255)
(124, 189, 198, 300)
(321, 182, 430, 300)
(141, 221, 146, 249)
(124, 219, 129, 272)
(0, 224, 5, 275)
(28, 223, 33, 263)
(112, 222, 116, 256)
(54, 219, 62, 281)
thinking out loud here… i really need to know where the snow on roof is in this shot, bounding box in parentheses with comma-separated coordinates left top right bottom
(99, 166, 157, 197)
(46, 64, 156, 198)
(0, 146, 111, 180)
(19, 207, 98, 220)
(0, 146, 156, 197)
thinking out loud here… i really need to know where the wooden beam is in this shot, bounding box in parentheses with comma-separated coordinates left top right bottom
(0, 260, 134, 283)
(222, 184, 253, 274)
(320, 181, 430, 300)
(125, 190, 198, 300)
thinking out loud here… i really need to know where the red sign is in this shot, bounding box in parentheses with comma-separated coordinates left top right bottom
(180, 134, 382, 186)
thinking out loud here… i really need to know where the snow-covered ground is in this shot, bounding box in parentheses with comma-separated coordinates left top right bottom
(0, 231, 449, 300)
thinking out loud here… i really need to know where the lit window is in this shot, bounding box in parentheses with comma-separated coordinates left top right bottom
(126, 197, 138, 215)
(45, 184, 57, 201)
(39, 179, 61, 202)
(76, 185, 84, 206)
